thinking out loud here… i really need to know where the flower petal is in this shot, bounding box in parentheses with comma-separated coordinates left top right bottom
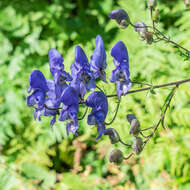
(109, 9, 128, 21)
(66, 122, 78, 136)
(110, 41, 129, 65)
(48, 48, 64, 76)
(90, 35, 107, 70)
(27, 89, 46, 109)
(28, 70, 48, 92)
(86, 91, 108, 114)
(96, 124, 106, 140)
(60, 86, 78, 106)
(75, 45, 89, 68)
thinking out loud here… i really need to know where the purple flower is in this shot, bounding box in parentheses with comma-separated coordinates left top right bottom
(33, 98, 60, 127)
(48, 49, 72, 99)
(86, 91, 108, 140)
(27, 70, 48, 93)
(48, 48, 64, 76)
(110, 41, 132, 98)
(59, 86, 79, 135)
(109, 9, 130, 29)
(27, 89, 46, 109)
(53, 70, 72, 99)
(47, 80, 56, 99)
(90, 35, 107, 83)
(72, 45, 89, 71)
(70, 46, 96, 98)
(110, 41, 129, 65)
(27, 70, 48, 109)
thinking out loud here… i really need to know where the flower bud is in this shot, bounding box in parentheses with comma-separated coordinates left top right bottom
(109, 149, 123, 164)
(126, 114, 136, 124)
(109, 9, 130, 29)
(145, 32, 154, 44)
(152, 9, 159, 22)
(104, 128, 120, 144)
(148, 0, 157, 9)
(132, 137, 143, 154)
(130, 119, 140, 136)
(134, 21, 147, 33)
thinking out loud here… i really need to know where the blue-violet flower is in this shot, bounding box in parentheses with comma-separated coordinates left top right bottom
(110, 41, 132, 98)
(109, 9, 130, 29)
(70, 45, 95, 98)
(90, 35, 107, 83)
(86, 91, 108, 140)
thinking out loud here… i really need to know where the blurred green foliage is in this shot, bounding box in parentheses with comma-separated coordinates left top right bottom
(0, 0, 190, 189)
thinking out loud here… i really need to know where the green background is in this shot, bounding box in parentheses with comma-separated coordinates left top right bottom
(0, 0, 190, 189)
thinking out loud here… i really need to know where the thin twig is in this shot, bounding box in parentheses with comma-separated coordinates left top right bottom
(132, 81, 152, 87)
(140, 131, 150, 138)
(107, 78, 190, 98)
(78, 107, 88, 120)
(96, 85, 104, 92)
(119, 139, 131, 147)
(105, 98, 121, 125)
(140, 126, 154, 131)
(143, 85, 178, 146)
(123, 153, 134, 160)
(154, 27, 190, 54)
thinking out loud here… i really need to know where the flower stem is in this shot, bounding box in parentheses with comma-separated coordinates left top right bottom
(119, 139, 131, 147)
(107, 78, 190, 98)
(105, 98, 121, 125)
(123, 153, 134, 160)
(143, 85, 178, 146)
(78, 107, 88, 120)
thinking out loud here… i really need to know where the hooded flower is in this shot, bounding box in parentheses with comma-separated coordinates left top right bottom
(71, 45, 89, 75)
(59, 86, 79, 135)
(90, 35, 107, 82)
(110, 41, 132, 98)
(109, 9, 130, 29)
(48, 48, 72, 99)
(48, 48, 64, 76)
(27, 70, 48, 93)
(86, 91, 108, 139)
(70, 45, 95, 98)
(27, 70, 48, 109)
(53, 70, 72, 99)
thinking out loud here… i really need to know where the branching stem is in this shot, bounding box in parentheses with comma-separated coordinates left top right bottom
(143, 85, 178, 146)
(107, 78, 190, 98)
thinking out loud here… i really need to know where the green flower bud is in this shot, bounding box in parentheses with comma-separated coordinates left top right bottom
(109, 149, 123, 164)
(132, 137, 143, 154)
(152, 9, 159, 22)
(130, 119, 140, 136)
(104, 128, 120, 144)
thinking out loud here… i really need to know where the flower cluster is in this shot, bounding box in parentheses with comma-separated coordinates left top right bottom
(27, 35, 132, 139)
